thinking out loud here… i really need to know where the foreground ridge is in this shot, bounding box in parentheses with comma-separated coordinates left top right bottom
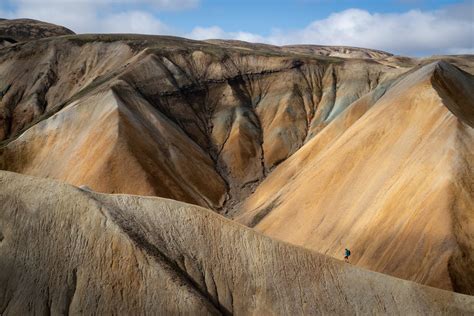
(0, 171, 473, 314)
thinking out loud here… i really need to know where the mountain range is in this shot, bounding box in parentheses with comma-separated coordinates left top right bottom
(0, 18, 473, 314)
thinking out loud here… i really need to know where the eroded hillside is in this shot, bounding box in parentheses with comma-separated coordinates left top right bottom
(237, 61, 474, 294)
(0, 33, 407, 211)
(1, 171, 473, 315)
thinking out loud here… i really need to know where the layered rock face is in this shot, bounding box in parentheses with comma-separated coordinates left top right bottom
(0, 18, 473, 302)
(1, 171, 473, 315)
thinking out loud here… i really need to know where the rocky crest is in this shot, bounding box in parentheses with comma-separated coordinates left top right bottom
(0, 18, 74, 44)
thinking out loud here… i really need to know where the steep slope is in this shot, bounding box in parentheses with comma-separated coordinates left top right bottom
(0, 38, 135, 140)
(1, 171, 473, 315)
(237, 61, 474, 293)
(0, 85, 227, 209)
(0, 34, 405, 211)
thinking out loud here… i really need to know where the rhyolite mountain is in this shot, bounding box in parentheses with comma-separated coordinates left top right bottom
(0, 18, 473, 314)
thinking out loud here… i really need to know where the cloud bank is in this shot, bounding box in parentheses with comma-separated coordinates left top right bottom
(0, 0, 198, 34)
(1, 0, 472, 56)
(188, 3, 474, 56)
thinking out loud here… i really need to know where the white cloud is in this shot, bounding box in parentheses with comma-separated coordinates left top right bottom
(187, 3, 474, 56)
(1, 0, 197, 34)
(14, 4, 99, 33)
(9, 0, 199, 11)
(187, 26, 225, 40)
(187, 26, 266, 43)
(232, 31, 266, 43)
(446, 47, 474, 55)
(271, 5, 474, 55)
(100, 11, 170, 34)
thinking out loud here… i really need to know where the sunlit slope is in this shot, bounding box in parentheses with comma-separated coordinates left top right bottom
(237, 61, 474, 294)
(1, 171, 473, 314)
(0, 87, 227, 209)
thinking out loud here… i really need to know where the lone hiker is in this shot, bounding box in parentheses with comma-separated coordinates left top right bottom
(344, 248, 351, 263)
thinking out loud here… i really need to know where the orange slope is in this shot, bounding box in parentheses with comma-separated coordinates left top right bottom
(0, 84, 227, 209)
(237, 61, 474, 293)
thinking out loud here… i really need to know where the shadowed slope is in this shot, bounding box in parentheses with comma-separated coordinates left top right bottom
(0, 171, 473, 315)
(431, 61, 474, 128)
(237, 61, 474, 293)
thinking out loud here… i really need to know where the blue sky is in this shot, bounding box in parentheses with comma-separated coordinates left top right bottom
(0, 0, 473, 56)
(159, 0, 464, 33)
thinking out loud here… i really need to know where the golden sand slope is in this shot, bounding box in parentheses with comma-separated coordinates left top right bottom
(237, 61, 474, 294)
(1, 171, 473, 315)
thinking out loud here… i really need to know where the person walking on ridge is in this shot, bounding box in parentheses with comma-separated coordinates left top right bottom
(344, 248, 351, 263)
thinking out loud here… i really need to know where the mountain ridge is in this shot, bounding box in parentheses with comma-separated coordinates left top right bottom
(1, 170, 473, 314)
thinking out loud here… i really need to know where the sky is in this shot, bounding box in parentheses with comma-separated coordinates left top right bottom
(0, 0, 473, 56)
